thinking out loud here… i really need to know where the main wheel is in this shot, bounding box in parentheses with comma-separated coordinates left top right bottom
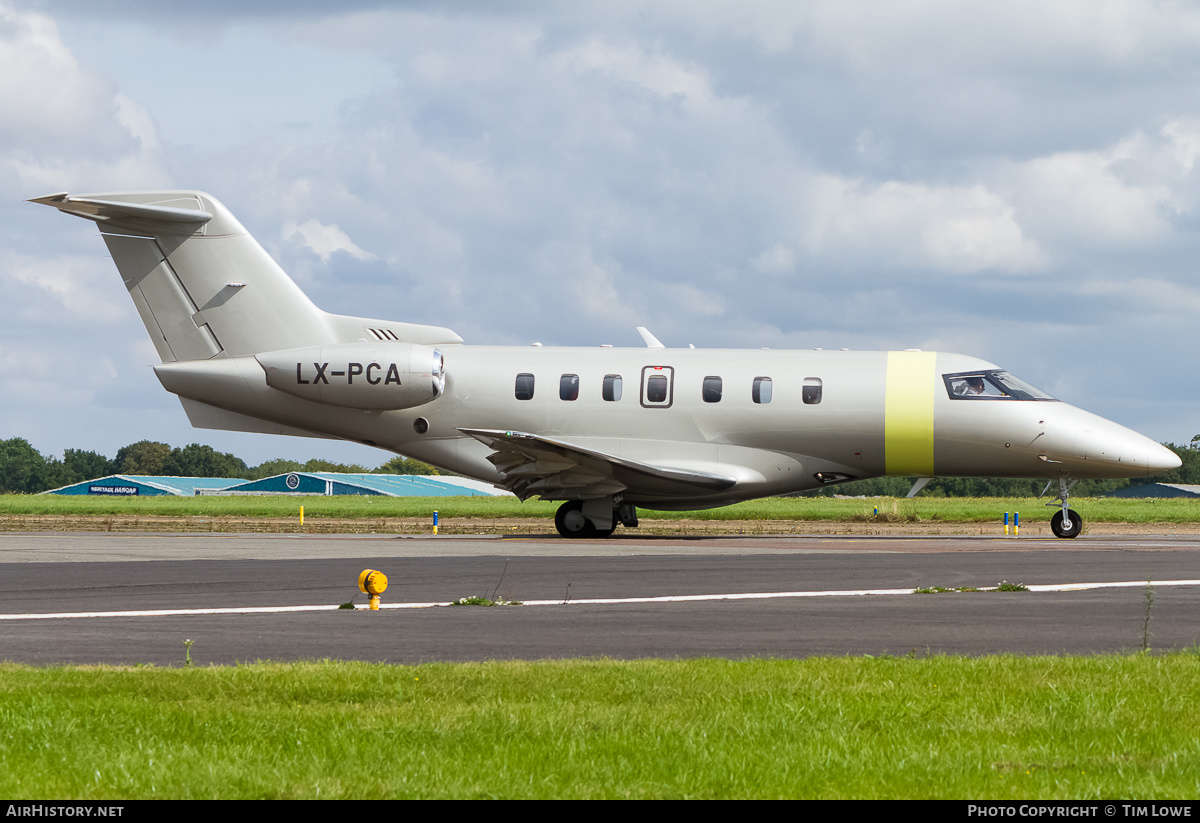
(554, 501, 596, 539)
(1050, 509, 1083, 539)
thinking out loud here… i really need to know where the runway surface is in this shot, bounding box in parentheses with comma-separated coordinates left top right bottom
(2, 531, 1199, 665)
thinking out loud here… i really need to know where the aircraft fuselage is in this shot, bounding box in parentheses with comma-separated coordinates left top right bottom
(154, 343, 1175, 509)
(34, 189, 1181, 537)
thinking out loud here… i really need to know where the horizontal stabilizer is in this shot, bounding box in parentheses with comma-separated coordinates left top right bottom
(460, 428, 737, 501)
(29, 192, 212, 236)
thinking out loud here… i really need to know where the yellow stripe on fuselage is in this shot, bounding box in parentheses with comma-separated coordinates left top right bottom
(885, 351, 936, 476)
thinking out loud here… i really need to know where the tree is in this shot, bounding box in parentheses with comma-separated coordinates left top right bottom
(0, 438, 48, 493)
(374, 455, 440, 475)
(247, 458, 303, 481)
(162, 444, 248, 478)
(62, 449, 111, 483)
(113, 441, 172, 475)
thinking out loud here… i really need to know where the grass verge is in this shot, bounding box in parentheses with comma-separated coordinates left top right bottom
(2, 654, 1199, 799)
(1, 494, 1198, 533)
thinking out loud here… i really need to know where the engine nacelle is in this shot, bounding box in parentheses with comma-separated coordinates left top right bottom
(256, 342, 445, 410)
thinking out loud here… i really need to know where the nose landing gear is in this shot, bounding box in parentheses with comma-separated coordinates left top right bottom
(1046, 477, 1083, 538)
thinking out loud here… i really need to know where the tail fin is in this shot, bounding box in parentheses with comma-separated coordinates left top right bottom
(31, 191, 460, 361)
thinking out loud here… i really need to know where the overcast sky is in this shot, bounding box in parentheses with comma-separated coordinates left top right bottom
(2, 0, 1199, 468)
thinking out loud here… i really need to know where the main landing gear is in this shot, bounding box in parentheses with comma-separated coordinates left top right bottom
(553, 499, 638, 539)
(1047, 477, 1083, 539)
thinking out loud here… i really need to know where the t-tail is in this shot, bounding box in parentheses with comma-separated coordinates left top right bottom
(29, 191, 460, 360)
(32, 191, 460, 438)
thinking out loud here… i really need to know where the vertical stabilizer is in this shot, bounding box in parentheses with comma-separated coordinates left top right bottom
(31, 191, 335, 361)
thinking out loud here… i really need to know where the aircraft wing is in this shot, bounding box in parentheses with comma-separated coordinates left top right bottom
(459, 428, 738, 501)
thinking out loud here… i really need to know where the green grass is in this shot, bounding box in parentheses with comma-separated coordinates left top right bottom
(449, 596, 522, 606)
(2, 493, 1198, 524)
(1, 655, 1199, 798)
(0, 493, 558, 519)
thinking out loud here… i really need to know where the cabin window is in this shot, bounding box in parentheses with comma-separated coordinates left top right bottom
(752, 376, 773, 404)
(603, 374, 623, 401)
(646, 375, 669, 403)
(702, 376, 723, 403)
(515, 373, 535, 400)
(559, 374, 580, 401)
(803, 377, 822, 405)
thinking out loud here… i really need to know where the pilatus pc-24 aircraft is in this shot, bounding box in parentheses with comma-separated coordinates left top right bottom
(33, 190, 1181, 539)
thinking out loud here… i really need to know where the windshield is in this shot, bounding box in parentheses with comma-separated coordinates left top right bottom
(943, 370, 1056, 401)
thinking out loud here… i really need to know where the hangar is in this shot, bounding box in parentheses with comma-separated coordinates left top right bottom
(44, 472, 508, 497)
(43, 475, 246, 497)
(1104, 483, 1200, 499)
(201, 472, 509, 497)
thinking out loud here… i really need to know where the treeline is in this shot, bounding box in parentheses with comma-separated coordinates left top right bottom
(0, 438, 441, 494)
(3, 435, 1199, 497)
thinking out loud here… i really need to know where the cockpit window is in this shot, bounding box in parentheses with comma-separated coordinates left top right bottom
(944, 370, 1056, 401)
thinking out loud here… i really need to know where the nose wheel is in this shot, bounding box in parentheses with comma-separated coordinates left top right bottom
(1047, 478, 1083, 539)
(1050, 509, 1083, 539)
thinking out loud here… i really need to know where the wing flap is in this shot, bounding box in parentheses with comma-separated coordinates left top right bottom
(461, 428, 737, 501)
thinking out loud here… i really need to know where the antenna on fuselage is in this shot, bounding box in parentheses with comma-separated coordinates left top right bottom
(636, 327, 665, 349)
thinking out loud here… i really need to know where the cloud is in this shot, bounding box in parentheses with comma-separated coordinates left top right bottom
(800, 177, 1046, 274)
(0, 5, 170, 195)
(0, 6, 116, 148)
(2, 252, 130, 321)
(750, 243, 796, 275)
(284, 218, 375, 263)
(8, 0, 1200, 462)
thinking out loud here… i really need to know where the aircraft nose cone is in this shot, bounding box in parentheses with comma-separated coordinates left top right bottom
(1148, 440, 1182, 474)
(1072, 412, 1183, 477)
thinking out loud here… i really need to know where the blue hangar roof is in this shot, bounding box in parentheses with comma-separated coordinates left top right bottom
(214, 472, 509, 497)
(43, 473, 509, 497)
(42, 475, 246, 497)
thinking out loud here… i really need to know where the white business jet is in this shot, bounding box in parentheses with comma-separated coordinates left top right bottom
(32, 191, 1181, 538)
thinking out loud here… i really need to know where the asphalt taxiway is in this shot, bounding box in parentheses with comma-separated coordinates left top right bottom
(2, 531, 1199, 665)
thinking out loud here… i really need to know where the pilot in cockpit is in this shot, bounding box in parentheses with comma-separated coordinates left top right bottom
(956, 376, 987, 396)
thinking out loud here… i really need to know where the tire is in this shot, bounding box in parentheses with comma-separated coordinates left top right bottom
(555, 501, 596, 539)
(1050, 509, 1083, 539)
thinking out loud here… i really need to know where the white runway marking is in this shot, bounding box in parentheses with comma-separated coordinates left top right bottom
(3, 579, 1200, 620)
